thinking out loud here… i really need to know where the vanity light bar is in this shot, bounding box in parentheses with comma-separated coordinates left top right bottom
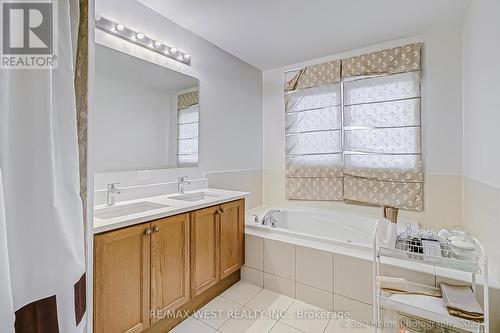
(95, 16, 192, 66)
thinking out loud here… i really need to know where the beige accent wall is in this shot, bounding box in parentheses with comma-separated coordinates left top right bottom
(463, 177, 500, 278)
(264, 169, 462, 229)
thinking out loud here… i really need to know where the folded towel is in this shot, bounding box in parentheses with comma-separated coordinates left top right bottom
(377, 276, 408, 292)
(377, 276, 441, 297)
(440, 283, 484, 322)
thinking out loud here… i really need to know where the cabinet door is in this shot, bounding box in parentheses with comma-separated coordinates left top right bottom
(219, 199, 245, 279)
(190, 206, 220, 296)
(94, 224, 151, 333)
(150, 214, 190, 321)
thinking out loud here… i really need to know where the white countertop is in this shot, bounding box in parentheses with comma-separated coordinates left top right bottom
(93, 188, 249, 234)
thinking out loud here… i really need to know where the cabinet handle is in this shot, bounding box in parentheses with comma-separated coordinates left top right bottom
(153, 226, 160, 233)
(218, 207, 226, 214)
(144, 228, 152, 235)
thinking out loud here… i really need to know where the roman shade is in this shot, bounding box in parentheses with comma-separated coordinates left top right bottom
(341, 43, 421, 78)
(284, 43, 423, 210)
(177, 91, 199, 167)
(285, 60, 343, 200)
(342, 72, 423, 210)
(177, 90, 199, 110)
(285, 60, 341, 91)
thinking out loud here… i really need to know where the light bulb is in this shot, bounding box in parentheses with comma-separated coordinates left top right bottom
(177, 55, 184, 61)
(163, 48, 170, 54)
(170, 47, 177, 54)
(154, 41, 162, 48)
(184, 54, 191, 59)
(109, 24, 116, 32)
(95, 16, 102, 21)
(130, 33, 137, 41)
(137, 33, 144, 40)
(116, 24, 124, 31)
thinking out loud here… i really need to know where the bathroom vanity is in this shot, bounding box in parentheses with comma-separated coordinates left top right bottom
(91, 31, 250, 332)
(93, 189, 247, 333)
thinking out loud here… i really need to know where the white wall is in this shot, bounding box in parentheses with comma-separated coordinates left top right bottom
(462, 0, 500, 279)
(463, 0, 500, 187)
(262, 26, 464, 227)
(93, 0, 263, 207)
(94, 75, 170, 171)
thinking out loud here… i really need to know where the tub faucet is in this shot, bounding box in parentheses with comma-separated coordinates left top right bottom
(106, 183, 121, 206)
(262, 209, 280, 228)
(177, 176, 191, 194)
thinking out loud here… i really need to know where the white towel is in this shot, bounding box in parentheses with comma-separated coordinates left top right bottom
(0, 170, 15, 333)
(377, 218, 398, 248)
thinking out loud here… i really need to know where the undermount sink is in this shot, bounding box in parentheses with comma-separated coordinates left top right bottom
(169, 192, 219, 202)
(95, 202, 169, 219)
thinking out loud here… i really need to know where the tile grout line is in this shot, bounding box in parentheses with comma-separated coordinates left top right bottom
(189, 315, 219, 332)
(250, 266, 335, 295)
(322, 316, 333, 333)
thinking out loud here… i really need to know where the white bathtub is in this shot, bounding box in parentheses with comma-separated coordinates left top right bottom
(246, 206, 381, 252)
(243, 206, 499, 329)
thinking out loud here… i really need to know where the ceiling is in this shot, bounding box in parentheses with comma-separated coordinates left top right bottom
(96, 44, 198, 91)
(138, 0, 470, 70)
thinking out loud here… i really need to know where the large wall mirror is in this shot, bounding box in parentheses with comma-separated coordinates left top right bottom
(94, 44, 199, 171)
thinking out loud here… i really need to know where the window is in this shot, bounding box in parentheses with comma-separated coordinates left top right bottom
(284, 43, 423, 210)
(285, 83, 344, 200)
(177, 91, 199, 167)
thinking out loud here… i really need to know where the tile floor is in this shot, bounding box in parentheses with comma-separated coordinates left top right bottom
(170, 281, 373, 333)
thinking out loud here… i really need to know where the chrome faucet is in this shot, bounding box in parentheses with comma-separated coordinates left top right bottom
(262, 209, 280, 228)
(106, 183, 121, 206)
(177, 176, 191, 194)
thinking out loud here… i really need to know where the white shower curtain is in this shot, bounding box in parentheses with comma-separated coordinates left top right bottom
(0, 0, 86, 332)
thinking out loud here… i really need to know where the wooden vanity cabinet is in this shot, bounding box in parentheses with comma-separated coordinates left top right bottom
(94, 199, 245, 333)
(219, 200, 245, 279)
(190, 205, 220, 296)
(150, 214, 190, 321)
(94, 214, 190, 333)
(190, 199, 245, 296)
(94, 224, 151, 333)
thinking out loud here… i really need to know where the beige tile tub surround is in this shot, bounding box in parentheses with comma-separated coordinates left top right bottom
(245, 234, 264, 270)
(334, 253, 374, 305)
(296, 245, 333, 292)
(243, 234, 439, 323)
(263, 239, 296, 280)
(334, 294, 373, 323)
(296, 282, 334, 311)
(263, 272, 296, 298)
(241, 266, 264, 288)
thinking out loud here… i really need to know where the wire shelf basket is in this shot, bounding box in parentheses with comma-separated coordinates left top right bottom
(379, 236, 482, 273)
(373, 220, 490, 333)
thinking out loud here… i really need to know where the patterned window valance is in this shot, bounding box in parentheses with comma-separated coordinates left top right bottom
(284, 43, 423, 211)
(341, 43, 422, 78)
(284, 60, 341, 91)
(177, 90, 199, 110)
